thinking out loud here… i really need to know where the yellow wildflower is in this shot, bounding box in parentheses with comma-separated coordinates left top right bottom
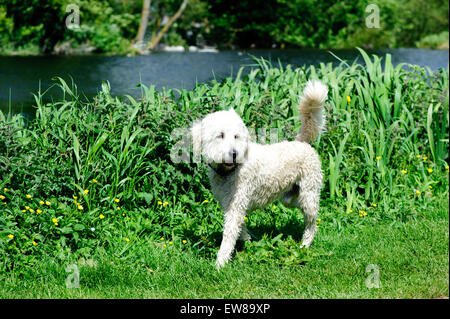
(114, 198, 120, 203)
(376, 156, 381, 160)
(45, 201, 51, 206)
(116, 206, 121, 210)
(163, 244, 167, 247)
(0, 195, 5, 200)
(415, 190, 421, 195)
(372, 203, 377, 207)
(99, 214, 105, 219)
(8, 234, 14, 239)
(39, 200, 44, 205)
(169, 241, 173, 245)
(29, 208, 34, 213)
(92, 179, 98, 183)
(36, 209, 42, 214)
(157, 201, 162, 205)
(160, 237, 164, 241)
(416, 155, 421, 159)
(182, 240, 187, 244)
(3, 188, 8, 192)
(83, 189, 89, 195)
(21, 210, 26, 212)
(401, 170, 407, 174)
(77, 205, 83, 210)
(427, 168, 433, 173)
(163, 201, 168, 207)
(73, 195, 78, 200)
(32, 241, 38, 246)
(52, 218, 58, 223)
(243, 216, 248, 221)
(423, 156, 428, 161)
(346, 96, 351, 103)
(202, 199, 208, 204)
(125, 238, 130, 242)
(26, 194, 32, 199)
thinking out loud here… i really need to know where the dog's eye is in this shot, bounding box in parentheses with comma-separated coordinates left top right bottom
(234, 134, 239, 139)
(217, 132, 224, 139)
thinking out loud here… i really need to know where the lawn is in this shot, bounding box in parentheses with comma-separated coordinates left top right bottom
(1, 195, 448, 298)
(0, 50, 448, 298)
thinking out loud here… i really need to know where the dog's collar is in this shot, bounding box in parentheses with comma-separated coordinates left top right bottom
(208, 162, 238, 177)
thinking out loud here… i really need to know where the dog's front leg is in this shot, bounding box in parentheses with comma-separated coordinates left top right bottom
(215, 205, 246, 269)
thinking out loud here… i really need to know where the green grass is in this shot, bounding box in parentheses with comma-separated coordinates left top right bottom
(1, 196, 447, 298)
(0, 50, 448, 298)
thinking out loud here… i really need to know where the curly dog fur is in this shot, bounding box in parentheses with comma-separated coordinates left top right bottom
(191, 80, 328, 269)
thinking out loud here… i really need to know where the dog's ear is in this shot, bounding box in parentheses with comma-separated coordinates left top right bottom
(190, 121, 202, 163)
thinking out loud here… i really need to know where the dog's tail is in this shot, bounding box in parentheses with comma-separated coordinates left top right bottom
(296, 80, 328, 143)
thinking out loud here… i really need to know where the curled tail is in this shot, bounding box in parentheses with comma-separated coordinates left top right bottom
(296, 80, 328, 143)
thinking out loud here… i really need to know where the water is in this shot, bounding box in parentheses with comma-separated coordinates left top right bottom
(0, 48, 448, 115)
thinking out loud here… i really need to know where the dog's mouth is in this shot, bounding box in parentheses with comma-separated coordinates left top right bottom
(210, 161, 238, 177)
(218, 161, 237, 171)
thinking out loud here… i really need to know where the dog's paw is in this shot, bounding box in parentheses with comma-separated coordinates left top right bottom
(215, 260, 224, 270)
(215, 256, 228, 270)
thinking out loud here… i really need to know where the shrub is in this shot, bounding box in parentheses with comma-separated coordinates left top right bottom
(0, 52, 448, 271)
(415, 31, 449, 49)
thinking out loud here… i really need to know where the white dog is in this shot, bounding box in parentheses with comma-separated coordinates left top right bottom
(191, 80, 328, 269)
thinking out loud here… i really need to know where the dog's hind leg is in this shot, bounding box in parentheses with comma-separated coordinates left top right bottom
(297, 178, 321, 248)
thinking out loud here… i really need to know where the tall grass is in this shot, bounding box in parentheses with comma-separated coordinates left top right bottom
(0, 50, 448, 272)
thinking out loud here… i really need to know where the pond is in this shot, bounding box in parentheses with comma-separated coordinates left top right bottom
(0, 48, 448, 115)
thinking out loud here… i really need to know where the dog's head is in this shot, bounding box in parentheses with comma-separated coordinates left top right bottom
(191, 108, 249, 174)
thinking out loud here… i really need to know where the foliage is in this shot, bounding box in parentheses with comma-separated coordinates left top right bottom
(416, 31, 449, 49)
(0, 0, 448, 54)
(0, 0, 66, 53)
(205, 0, 449, 49)
(164, 32, 187, 47)
(0, 52, 449, 273)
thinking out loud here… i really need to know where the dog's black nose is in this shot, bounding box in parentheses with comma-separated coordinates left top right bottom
(231, 150, 238, 160)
